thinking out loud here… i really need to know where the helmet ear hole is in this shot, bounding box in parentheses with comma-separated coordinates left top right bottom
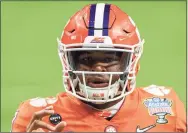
(69, 29, 75, 33)
(123, 29, 130, 34)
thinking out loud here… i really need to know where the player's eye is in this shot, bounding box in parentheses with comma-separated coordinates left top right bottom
(103, 57, 117, 63)
(83, 57, 92, 61)
(79, 57, 93, 64)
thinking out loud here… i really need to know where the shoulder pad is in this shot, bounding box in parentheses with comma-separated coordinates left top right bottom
(143, 84, 171, 96)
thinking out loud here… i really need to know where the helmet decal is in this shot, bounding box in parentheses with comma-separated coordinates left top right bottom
(88, 4, 111, 36)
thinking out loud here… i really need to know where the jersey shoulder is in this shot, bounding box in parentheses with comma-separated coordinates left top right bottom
(18, 96, 58, 112)
(136, 84, 186, 132)
(137, 84, 177, 98)
(11, 92, 68, 132)
(136, 84, 185, 117)
(14, 92, 70, 117)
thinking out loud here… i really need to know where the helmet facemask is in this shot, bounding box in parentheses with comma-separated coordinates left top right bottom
(58, 37, 144, 103)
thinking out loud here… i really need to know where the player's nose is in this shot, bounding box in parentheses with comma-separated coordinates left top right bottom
(91, 65, 107, 72)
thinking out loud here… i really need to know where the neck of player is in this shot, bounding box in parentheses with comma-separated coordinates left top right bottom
(83, 98, 124, 110)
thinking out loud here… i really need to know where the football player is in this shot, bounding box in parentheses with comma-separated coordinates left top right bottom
(11, 3, 186, 132)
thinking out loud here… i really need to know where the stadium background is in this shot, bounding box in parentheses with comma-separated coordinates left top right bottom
(1, 1, 186, 131)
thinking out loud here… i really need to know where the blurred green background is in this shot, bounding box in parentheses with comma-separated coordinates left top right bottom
(1, 1, 186, 131)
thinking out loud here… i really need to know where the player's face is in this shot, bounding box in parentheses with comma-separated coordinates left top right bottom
(68, 51, 130, 88)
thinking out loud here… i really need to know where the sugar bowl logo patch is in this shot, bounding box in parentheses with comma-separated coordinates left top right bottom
(143, 97, 173, 124)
